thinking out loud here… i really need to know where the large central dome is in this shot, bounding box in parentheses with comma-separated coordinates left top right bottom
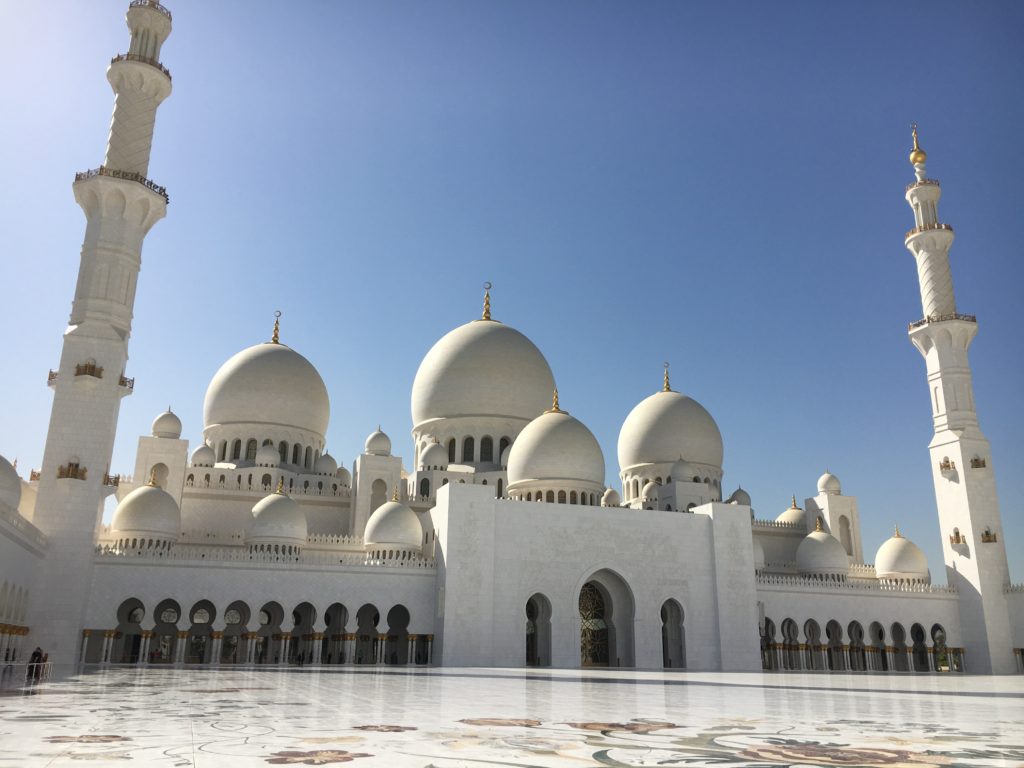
(411, 319, 555, 428)
(204, 342, 330, 438)
(617, 389, 723, 471)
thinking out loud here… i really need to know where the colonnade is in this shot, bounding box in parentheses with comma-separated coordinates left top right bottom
(764, 641, 965, 673)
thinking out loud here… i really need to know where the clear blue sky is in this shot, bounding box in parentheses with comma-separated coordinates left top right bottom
(1, 1, 1022, 582)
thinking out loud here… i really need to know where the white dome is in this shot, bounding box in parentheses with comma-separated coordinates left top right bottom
(752, 536, 766, 570)
(335, 464, 351, 487)
(420, 442, 449, 470)
(151, 409, 182, 439)
(190, 445, 215, 467)
(203, 342, 330, 438)
(316, 452, 337, 475)
(364, 500, 422, 549)
(817, 471, 842, 495)
(0, 455, 22, 512)
(796, 525, 849, 576)
(875, 528, 930, 582)
(364, 428, 391, 456)
(728, 487, 752, 506)
(602, 488, 621, 507)
(411, 319, 555, 428)
(112, 483, 180, 541)
(776, 497, 805, 525)
(617, 389, 723, 471)
(255, 443, 280, 467)
(249, 490, 307, 546)
(641, 480, 659, 500)
(506, 409, 605, 487)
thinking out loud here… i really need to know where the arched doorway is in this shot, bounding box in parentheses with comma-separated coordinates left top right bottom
(869, 621, 887, 672)
(355, 603, 379, 664)
(848, 621, 866, 671)
(323, 603, 349, 664)
(911, 622, 929, 671)
(152, 599, 181, 664)
(113, 598, 145, 664)
(781, 618, 800, 670)
(255, 602, 284, 664)
(221, 601, 249, 664)
(291, 602, 317, 665)
(891, 622, 910, 671)
(825, 620, 845, 671)
(803, 619, 822, 670)
(578, 570, 635, 667)
(525, 593, 552, 667)
(385, 605, 410, 664)
(660, 600, 685, 668)
(187, 600, 216, 663)
(370, 479, 387, 514)
(761, 618, 778, 670)
(931, 624, 949, 672)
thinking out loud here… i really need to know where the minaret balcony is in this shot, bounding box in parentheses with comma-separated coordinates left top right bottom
(949, 531, 965, 546)
(904, 222, 953, 241)
(110, 52, 172, 82)
(980, 528, 998, 543)
(907, 312, 976, 331)
(47, 369, 58, 387)
(118, 374, 135, 394)
(74, 167, 169, 204)
(970, 457, 987, 469)
(102, 473, 121, 488)
(906, 178, 940, 193)
(938, 457, 957, 477)
(29, 470, 41, 482)
(74, 362, 104, 379)
(57, 463, 88, 481)
(129, 0, 172, 21)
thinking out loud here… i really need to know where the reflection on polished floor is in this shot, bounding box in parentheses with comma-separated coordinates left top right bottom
(1, 666, 1022, 766)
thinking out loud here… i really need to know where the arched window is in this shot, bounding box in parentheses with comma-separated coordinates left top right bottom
(497, 479, 503, 497)
(261, 473, 272, 488)
(245, 439, 258, 461)
(570, 491, 578, 504)
(557, 490, 566, 504)
(218, 441, 227, 461)
(231, 439, 242, 460)
(292, 444, 302, 465)
(480, 436, 494, 463)
(304, 446, 313, 469)
(419, 477, 430, 498)
(545, 490, 554, 503)
(462, 437, 475, 463)
(278, 441, 288, 464)
(447, 438, 456, 463)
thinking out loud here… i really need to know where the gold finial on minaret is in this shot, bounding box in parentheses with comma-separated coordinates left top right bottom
(815, 516, 824, 532)
(392, 486, 400, 502)
(546, 388, 562, 413)
(894, 524, 902, 538)
(909, 123, 927, 165)
(276, 477, 285, 494)
(663, 362, 671, 392)
(481, 282, 492, 321)
(271, 310, 282, 344)
(791, 494, 798, 509)
(147, 468, 158, 487)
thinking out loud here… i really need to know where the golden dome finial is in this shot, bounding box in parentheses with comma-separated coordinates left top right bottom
(276, 477, 285, 494)
(392, 486, 400, 502)
(546, 388, 562, 413)
(909, 123, 927, 165)
(894, 523, 902, 538)
(663, 362, 671, 392)
(815, 516, 824, 532)
(147, 468, 158, 487)
(791, 494, 798, 509)
(271, 310, 282, 344)
(482, 281, 492, 321)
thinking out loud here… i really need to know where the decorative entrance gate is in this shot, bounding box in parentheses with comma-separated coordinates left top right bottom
(579, 582, 609, 666)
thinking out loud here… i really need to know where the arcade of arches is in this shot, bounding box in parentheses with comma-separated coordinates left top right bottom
(760, 615, 965, 673)
(86, 598, 433, 667)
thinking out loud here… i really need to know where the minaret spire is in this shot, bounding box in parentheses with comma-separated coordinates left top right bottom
(481, 281, 493, 321)
(903, 130, 1012, 673)
(27, 0, 174, 666)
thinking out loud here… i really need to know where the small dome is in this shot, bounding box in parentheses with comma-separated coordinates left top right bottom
(875, 527, 930, 583)
(151, 409, 182, 439)
(752, 536, 766, 571)
(316, 452, 337, 475)
(364, 499, 422, 550)
(190, 444, 215, 467)
(601, 488, 621, 507)
(249, 489, 307, 546)
(617, 389, 723, 471)
(796, 522, 849, 576)
(0, 455, 22, 512)
(412, 318, 556, 429)
(112, 482, 180, 541)
(204, 341, 330, 438)
(728, 487, 752, 506)
(254, 443, 280, 467)
(419, 442, 449, 470)
(641, 480, 659, 501)
(499, 444, 511, 469)
(776, 496, 805, 525)
(365, 428, 391, 456)
(507, 407, 605, 488)
(335, 464, 351, 487)
(817, 471, 841, 495)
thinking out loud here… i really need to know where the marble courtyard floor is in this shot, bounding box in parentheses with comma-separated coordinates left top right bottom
(0, 666, 1022, 767)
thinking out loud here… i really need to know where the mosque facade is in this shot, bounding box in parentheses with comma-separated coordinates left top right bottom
(1, 1, 1022, 675)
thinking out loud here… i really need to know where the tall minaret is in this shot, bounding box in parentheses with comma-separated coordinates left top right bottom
(904, 126, 1013, 674)
(27, 1, 173, 664)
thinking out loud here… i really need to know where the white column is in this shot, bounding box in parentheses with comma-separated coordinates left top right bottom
(175, 632, 187, 665)
(312, 634, 323, 665)
(280, 634, 291, 665)
(210, 634, 222, 667)
(100, 631, 113, 665)
(426, 634, 433, 665)
(377, 635, 387, 665)
(407, 635, 416, 665)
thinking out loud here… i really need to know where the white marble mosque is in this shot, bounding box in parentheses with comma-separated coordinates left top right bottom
(1, 0, 1023, 684)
